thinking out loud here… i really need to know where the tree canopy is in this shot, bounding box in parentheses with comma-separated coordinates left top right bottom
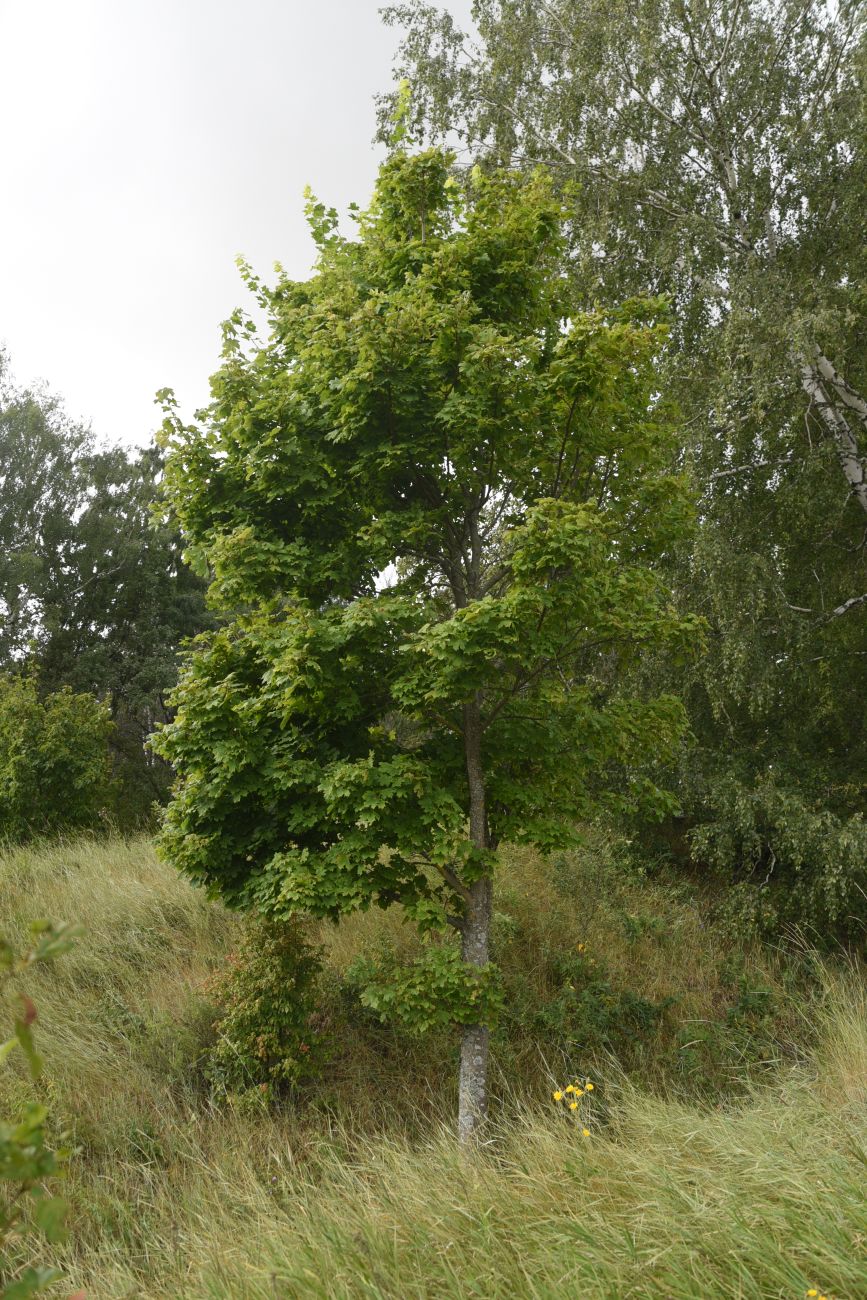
(0, 355, 209, 819)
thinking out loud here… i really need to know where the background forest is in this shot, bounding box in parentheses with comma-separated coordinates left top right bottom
(1, 2, 866, 1297)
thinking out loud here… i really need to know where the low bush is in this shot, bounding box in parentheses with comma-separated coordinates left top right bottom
(205, 918, 327, 1104)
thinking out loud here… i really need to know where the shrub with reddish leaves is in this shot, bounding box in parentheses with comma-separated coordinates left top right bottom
(205, 917, 326, 1102)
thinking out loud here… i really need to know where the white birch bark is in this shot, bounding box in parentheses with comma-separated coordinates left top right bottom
(800, 356, 867, 517)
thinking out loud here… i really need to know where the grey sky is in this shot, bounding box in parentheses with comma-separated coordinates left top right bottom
(1, 0, 472, 448)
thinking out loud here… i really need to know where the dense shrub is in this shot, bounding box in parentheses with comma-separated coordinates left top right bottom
(205, 918, 326, 1102)
(504, 944, 672, 1056)
(0, 676, 113, 839)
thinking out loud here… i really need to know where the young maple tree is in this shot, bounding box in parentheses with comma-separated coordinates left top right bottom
(155, 149, 699, 1140)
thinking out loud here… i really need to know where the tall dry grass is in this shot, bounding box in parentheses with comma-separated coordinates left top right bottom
(1, 835, 864, 1297)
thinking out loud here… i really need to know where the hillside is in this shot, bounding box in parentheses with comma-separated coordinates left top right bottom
(2, 836, 866, 1298)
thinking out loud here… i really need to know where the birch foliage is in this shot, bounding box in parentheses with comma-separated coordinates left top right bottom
(385, 1, 867, 930)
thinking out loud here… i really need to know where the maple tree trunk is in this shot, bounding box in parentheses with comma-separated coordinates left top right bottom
(458, 696, 492, 1145)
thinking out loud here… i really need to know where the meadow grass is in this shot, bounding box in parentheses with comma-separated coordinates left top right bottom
(1, 835, 865, 1298)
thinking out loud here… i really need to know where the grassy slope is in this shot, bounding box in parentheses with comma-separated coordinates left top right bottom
(1, 836, 866, 1298)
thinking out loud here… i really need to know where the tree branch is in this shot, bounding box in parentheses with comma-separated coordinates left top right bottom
(707, 454, 793, 483)
(830, 592, 867, 618)
(434, 861, 473, 903)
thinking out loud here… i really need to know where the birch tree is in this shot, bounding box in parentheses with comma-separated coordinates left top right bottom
(385, 0, 867, 932)
(385, 0, 867, 555)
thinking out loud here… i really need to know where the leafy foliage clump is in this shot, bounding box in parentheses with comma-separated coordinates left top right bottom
(508, 944, 671, 1055)
(205, 918, 326, 1102)
(688, 771, 867, 939)
(349, 941, 505, 1035)
(0, 676, 114, 840)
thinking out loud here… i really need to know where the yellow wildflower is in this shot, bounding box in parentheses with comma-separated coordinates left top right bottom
(582, 1128, 590, 1137)
(569, 1101, 578, 1110)
(585, 1082, 594, 1091)
(806, 1291, 818, 1297)
(553, 1090, 563, 1101)
(577, 943, 586, 953)
(565, 1085, 575, 1094)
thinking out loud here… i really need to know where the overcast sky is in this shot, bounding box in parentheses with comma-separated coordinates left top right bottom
(0, 0, 472, 448)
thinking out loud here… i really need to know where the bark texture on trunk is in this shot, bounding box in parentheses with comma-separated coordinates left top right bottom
(458, 695, 492, 1145)
(458, 875, 493, 1144)
(800, 355, 867, 516)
